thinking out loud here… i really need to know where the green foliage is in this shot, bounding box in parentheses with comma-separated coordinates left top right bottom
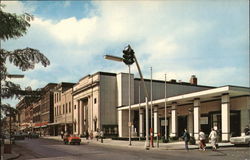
(0, 9, 33, 41)
(0, 5, 50, 110)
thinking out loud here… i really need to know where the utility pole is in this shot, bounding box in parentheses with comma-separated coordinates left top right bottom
(164, 74, 167, 141)
(150, 67, 154, 147)
(104, 45, 150, 149)
(138, 81, 141, 141)
(128, 65, 131, 146)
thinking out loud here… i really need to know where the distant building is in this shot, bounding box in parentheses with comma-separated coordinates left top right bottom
(51, 82, 75, 136)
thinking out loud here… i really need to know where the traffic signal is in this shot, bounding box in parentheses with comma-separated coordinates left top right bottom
(123, 45, 135, 65)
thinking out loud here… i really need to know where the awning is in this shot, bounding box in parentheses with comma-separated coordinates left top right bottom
(47, 122, 61, 126)
(34, 122, 48, 127)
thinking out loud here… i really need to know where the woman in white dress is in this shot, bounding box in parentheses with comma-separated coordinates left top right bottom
(209, 128, 217, 150)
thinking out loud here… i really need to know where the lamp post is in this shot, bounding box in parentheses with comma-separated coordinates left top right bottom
(164, 74, 167, 141)
(128, 65, 131, 146)
(104, 45, 150, 149)
(150, 67, 154, 147)
(104, 53, 132, 146)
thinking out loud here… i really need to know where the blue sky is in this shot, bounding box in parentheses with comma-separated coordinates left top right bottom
(2, 0, 249, 106)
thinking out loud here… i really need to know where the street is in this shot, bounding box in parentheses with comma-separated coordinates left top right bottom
(11, 138, 250, 160)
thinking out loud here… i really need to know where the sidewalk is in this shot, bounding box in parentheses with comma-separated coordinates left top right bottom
(2, 148, 21, 160)
(42, 136, 234, 150)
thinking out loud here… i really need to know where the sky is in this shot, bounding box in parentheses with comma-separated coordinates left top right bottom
(2, 0, 249, 106)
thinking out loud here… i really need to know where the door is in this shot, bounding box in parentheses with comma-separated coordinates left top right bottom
(178, 116, 187, 137)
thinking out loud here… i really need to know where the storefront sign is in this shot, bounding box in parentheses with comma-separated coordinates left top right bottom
(161, 120, 168, 126)
(200, 117, 208, 124)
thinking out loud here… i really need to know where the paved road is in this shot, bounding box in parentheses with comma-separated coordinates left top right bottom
(13, 139, 250, 160)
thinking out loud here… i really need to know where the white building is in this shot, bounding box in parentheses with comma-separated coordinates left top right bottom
(72, 72, 212, 137)
(118, 85, 250, 142)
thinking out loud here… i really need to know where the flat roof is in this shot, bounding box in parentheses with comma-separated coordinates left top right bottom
(118, 85, 250, 110)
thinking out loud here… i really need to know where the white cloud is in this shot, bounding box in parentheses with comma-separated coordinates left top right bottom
(2, 0, 248, 95)
(2, 1, 35, 14)
(63, 1, 71, 8)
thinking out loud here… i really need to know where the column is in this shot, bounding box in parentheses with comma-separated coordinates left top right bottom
(79, 100, 84, 135)
(170, 102, 177, 137)
(118, 110, 129, 137)
(188, 108, 194, 136)
(76, 100, 80, 135)
(193, 98, 200, 140)
(221, 94, 230, 141)
(153, 106, 159, 137)
(139, 109, 144, 137)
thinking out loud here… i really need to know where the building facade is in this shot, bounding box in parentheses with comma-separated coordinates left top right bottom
(72, 72, 211, 137)
(73, 72, 118, 136)
(52, 82, 75, 135)
(118, 85, 250, 142)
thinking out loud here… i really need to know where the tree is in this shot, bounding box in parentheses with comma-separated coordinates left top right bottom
(0, 3, 50, 152)
(0, 3, 50, 104)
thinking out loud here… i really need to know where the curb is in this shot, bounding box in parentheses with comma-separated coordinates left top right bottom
(6, 153, 21, 160)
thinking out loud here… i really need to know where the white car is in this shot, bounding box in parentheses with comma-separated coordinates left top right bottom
(230, 135, 250, 146)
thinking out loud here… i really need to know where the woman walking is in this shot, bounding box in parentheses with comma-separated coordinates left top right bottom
(199, 129, 206, 151)
(209, 128, 217, 150)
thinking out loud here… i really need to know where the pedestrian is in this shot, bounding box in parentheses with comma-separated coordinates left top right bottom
(182, 129, 190, 151)
(90, 130, 93, 140)
(86, 130, 89, 140)
(199, 129, 206, 151)
(96, 129, 100, 141)
(209, 128, 217, 150)
(100, 130, 104, 143)
(244, 125, 250, 135)
(28, 131, 31, 139)
(60, 130, 64, 139)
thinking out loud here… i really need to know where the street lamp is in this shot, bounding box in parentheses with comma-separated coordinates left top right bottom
(103, 55, 123, 62)
(104, 51, 133, 146)
(104, 45, 150, 149)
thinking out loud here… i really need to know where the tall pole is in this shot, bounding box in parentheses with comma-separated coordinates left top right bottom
(64, 94, 67, 133)
(138, 82, 141, 141)
(133, 56, 149, 148)
(128, 65, 131, 146)
(150, 67, 154, 147)
(164, 74, 167, 140)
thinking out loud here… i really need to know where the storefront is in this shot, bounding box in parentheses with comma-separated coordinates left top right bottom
(118, 86, 250, 142)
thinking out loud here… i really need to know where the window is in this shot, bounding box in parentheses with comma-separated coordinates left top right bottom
(66, 103, 68, 113)
(63, 105, 65, 114)
(54, 94, 56, 103)
(57, 93, 59, 102)
(94, 98, 97, 104)
(59, 93, 61, 101)
(55, 107, 56, 116)
(69, 102, 71, 113)
(74, 105, 76, 110)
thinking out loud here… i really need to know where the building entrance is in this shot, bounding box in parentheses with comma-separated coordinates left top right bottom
(160, 118, 169, 139)
(209, 110, 241, 139)
(178, 116, 187, 137)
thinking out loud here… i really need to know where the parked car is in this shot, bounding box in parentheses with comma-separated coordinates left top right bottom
(13, 134, 25, 140)
(230, 135, 250, 146)
(63, 135, 81, 145)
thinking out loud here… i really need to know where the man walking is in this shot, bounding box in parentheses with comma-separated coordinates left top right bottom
(182, 129, 190, 151)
